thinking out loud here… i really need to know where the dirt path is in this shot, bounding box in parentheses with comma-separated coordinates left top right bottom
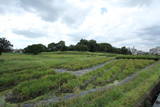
(22, 61, 159, 107)
(54, 59, 115, 76)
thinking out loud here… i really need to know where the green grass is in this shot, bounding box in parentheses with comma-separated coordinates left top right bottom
(61, 59, 155, 91)
(6, 73, 76, 102)
(57, 56, 113, 70)
(52, 61, 160, 107)
(116, 55, 160, 60)
(0, 68, 55, 91)
(0, 52, 113, 74)
(0, 52, 159, 106)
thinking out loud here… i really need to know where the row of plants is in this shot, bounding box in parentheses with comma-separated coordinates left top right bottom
(0, 67, 55, 91)
(60, 60, 119, 92)
(57, 57, 113, 70)
(52, 61, 160, 107)
(61, 59, 155, 91)
(6, 72, 76, 103)
(93, 59, 154, 87)
(3, 59, 155, 104)
(116, 55, 160, 60)
(0, 53, 113, 74)
(46, 51, 119, 57)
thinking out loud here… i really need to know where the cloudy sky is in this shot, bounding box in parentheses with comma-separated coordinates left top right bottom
(0, 0, 160, 51)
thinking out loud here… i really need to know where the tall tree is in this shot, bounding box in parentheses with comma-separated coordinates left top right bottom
(0, 38, 13, 55)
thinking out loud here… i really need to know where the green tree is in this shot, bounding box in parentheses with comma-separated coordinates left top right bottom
(48, 42, 57, 51)
(0, 38, 13, 55)
(120, 46, 131, 55)
(56, 41, 66, 51)
(68, 45, 75, 51)
(24, 44, 47, 55)
(88, 40, 97, 52)
(97, 43, 112, 52)
(75, 44, 88, 51)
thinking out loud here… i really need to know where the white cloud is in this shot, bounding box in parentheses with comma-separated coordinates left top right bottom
(0, 0, 160, 51)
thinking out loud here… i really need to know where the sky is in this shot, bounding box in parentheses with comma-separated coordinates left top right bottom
(0, 0, 160, 51)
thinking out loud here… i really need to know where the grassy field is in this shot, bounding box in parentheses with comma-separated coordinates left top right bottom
(0, 51, 159, 107)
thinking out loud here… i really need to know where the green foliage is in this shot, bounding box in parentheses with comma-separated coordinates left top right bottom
(24, 44, 47, 55)
(120, 46, 132, 55)
(97, 43, 112, 52)
(0, 37, 13, 55)
(48, 41, 66, 51)
(46, 39, 131, 54)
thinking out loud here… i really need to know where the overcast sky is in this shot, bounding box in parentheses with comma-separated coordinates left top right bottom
(0, 0, 160, 51)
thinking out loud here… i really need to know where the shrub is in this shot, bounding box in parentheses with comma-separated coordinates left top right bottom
(24, 44, 47, 55)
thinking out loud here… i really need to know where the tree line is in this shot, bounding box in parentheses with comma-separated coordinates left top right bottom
(0, 37, 131, 55)
(24, 39, 131, 55)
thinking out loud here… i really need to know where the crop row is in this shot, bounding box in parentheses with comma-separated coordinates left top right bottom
(62, 59, 155, 91)
(0, 54, 112, 74)
(6, 73, 76, 103)
(2, 59, 156, 103)
(0, 67, 55, 91)
(116, 55, 160, 60)
(57, 57, 113, 70)
(53, 61, 160, 107)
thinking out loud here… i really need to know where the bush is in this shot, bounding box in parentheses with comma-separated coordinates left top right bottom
(24, 44, 47, 55)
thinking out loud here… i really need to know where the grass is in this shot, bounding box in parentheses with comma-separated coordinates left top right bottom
(52, 61, 160, 107)
(57, 56, 113, 70)
(0, 68, 55, 91)
(0, 51, 159, 106)
(6, 73, 76, 102)
(0, 52, 113, 74)
(116, 55, 160, 60)
(61, 59, 155, 91)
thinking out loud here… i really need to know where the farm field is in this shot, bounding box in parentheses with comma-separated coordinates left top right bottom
(0, 51, 160, 107)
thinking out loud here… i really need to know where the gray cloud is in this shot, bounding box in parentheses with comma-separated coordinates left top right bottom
(141, 25, 160, 36)
(19, 0, 67, 22)
(0, 0, 20, 13)
(125, 0, 152, 6)
(62, 8, 91, 27)
(0, 0, 160, 51)
(13, 29, 45, 38)
(21, 0, 90, 26)
(0, 0, 89, 27)
(132, 25, 160, 49)
(112, 0, 153, 7)
(137, 25, 160, 41)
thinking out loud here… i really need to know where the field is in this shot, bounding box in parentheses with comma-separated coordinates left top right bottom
(0, 51, 160, 107)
